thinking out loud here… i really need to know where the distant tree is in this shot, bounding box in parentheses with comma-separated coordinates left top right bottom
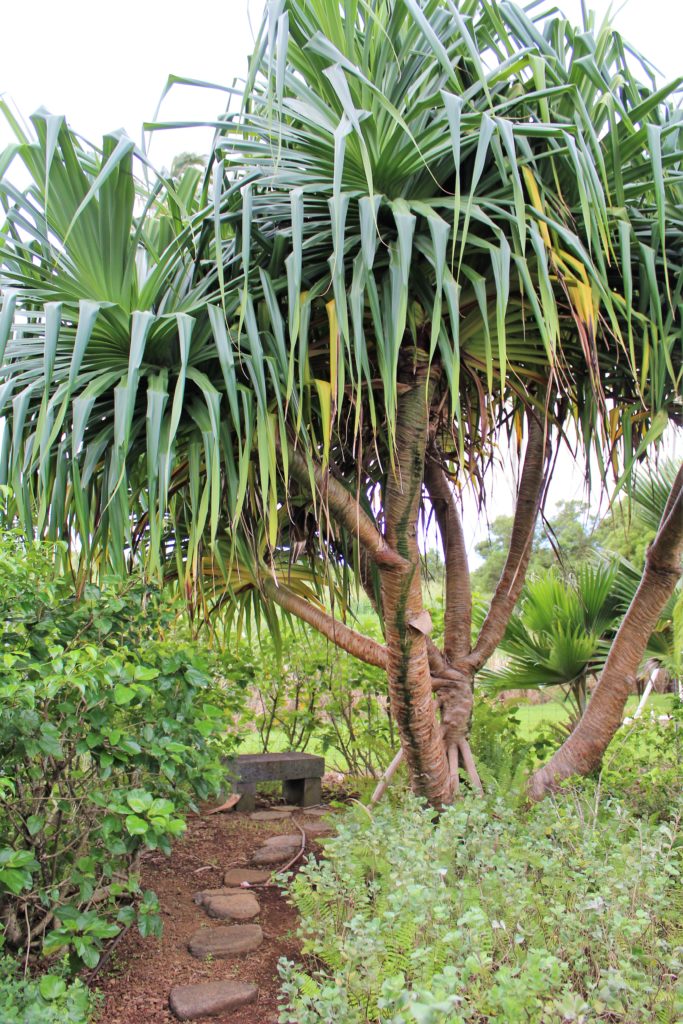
(593, 500, 655, 569)
(537, 500, 597, 571)
(472, 500, 598, 594)
(471, 516, 516, 594)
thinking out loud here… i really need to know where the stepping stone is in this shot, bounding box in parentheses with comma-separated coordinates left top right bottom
(252, 843, 299, 866)
(169, 980, 258, 1020)
(301, 806, 332, 817)
(194, 886, 239, 906)
(204, 891, 260, 921)
(302, 821, 333, 836)
(223, 868, 271, 886)
(263, 833, 302, 848)
(250, 809, 291, 821)
(188, 924, 263, 959)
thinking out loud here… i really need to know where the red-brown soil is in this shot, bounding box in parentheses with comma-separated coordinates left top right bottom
(95, 808, 312, 1024)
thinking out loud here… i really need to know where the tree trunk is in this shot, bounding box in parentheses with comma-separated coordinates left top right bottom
(529, 464, 683, 799)
(381, 354, 451, 807)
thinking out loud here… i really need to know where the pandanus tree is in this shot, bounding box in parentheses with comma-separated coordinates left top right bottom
(0, 0, 682, 805)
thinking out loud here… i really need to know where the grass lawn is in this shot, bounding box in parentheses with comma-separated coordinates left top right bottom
(234, 693, 677, 770)
(236, 727, 330, 760)
(512, 692, 675, 739)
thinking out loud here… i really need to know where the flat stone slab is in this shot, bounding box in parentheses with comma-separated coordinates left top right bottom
(234, 752, 325, 783)
(223, 868, 271, 886)
(204, 892, 260, 921)
(194, 886, 241, 906)
(250, 809, 292, 821)
(301, 806, 332, 817)
(252, 843, 299, 865)
(188, 924, 263, 959)
(169, 980, 258, 1019)
(302, 822, 333, 836)
(263, 833, 302, 848)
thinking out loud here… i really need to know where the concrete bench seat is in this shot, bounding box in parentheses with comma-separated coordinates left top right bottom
(231, 752, 325, 811)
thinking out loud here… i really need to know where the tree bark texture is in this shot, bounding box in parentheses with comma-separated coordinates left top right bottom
(423, 455, 471, 661)
(528, 462, 683, 799)
(381, 356, 451, 807)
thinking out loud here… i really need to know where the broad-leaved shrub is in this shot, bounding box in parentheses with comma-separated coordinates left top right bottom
(0, 533, 244, 969)
(0, 955, 96, 1024)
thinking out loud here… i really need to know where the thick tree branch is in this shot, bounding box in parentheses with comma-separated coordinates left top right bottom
(529, 462, 683, 799)
(286, 445, 408, 570)
(660, 461, 683, 521)
(261, 577, 388, 670)
(424, 454, 472, 661)
(468, 413, 549, 670)
(426, 637, 470, 687)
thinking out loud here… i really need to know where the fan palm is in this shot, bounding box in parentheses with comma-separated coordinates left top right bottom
(482, 563, 622, 718)
(1, 1, 681, 805)
(483, 566, 680, 728)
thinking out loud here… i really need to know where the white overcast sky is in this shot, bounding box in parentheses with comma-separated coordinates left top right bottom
(1, 0, 680, 172)
(0, 0, 680, 548)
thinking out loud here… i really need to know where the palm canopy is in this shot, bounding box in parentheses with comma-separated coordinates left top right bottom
(0, 0, 681, 618)
(480, 562, 621, 712)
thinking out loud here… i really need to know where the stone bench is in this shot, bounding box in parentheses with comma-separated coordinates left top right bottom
(230, 752, 325, 812)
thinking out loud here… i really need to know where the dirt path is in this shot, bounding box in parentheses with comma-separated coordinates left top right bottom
(95, 808, 316, 1024)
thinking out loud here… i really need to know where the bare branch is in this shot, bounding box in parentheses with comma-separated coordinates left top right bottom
(660, 461, 683, 524)
(424, 454, 472, 660)
(261, 577, 388, 670)
(458, 738, 484, 794)
(286, 445, 408, 571)
(447, 744, 460, 797)
(469, 413, 550, 670)
(370, 748, 405, 805)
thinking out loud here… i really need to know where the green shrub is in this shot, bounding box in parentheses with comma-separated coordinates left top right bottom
(468, 698, 550, 793)
(0, 956, 95, 1024)
(598, 705, 683, 820)
(229, 624, 396, 777)
(223, 639, 324, 753)
(0, 532, 244, 969)
(280, 792, 683, 1023)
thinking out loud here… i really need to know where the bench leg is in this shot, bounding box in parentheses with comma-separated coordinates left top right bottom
(234, 782, 257, 812)
(282, 777, 321, 808)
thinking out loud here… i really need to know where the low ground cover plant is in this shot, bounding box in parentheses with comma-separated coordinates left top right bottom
(280, 782, 683, 1023)
(0, 532, 244, 971)
(0, 956, 96, 1024)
